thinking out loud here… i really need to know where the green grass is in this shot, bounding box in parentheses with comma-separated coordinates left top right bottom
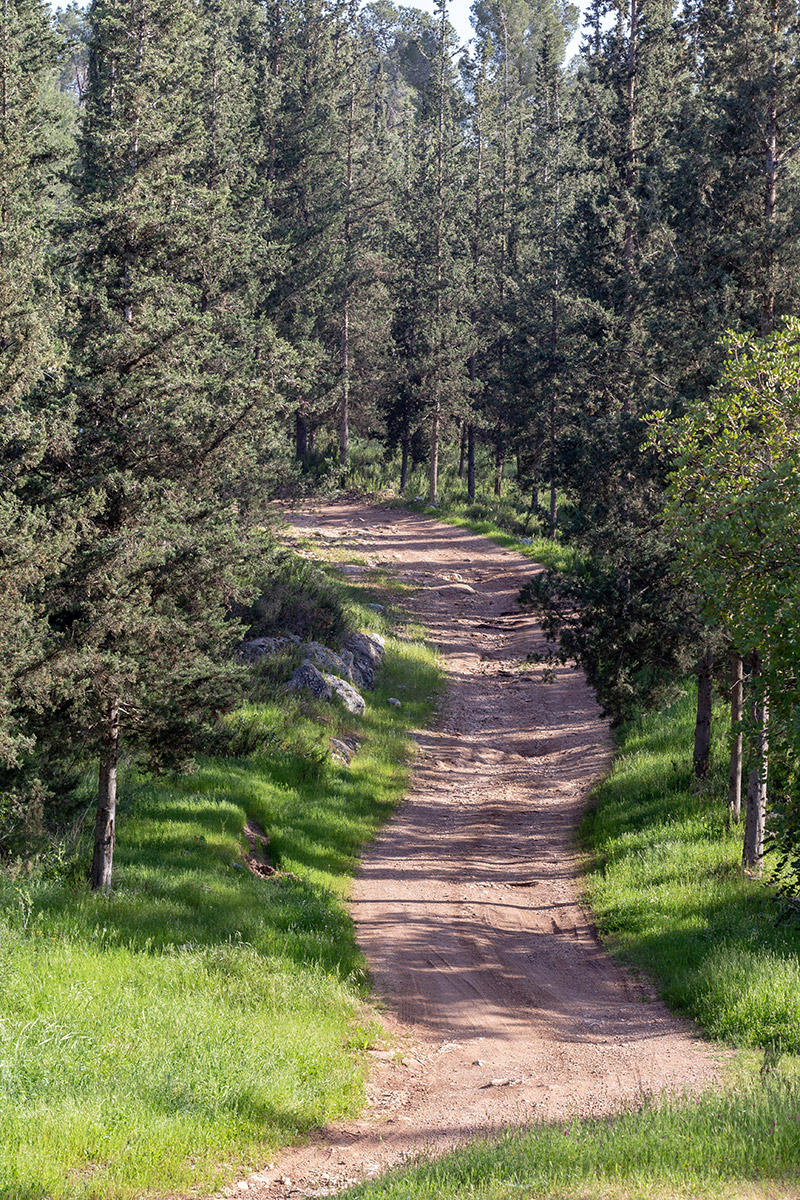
(0, 613, 440, 1198)
(340, 1075, 800, 1199)
(582, 688, 800, 1052)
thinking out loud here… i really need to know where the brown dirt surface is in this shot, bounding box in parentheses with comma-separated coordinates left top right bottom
(221, 501, 718, 1200)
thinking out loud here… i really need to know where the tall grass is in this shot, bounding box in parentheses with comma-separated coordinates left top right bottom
(582, 688, 800, 1051)
(0, 621, 440, 1198)
(341, 1076, 800, 1199)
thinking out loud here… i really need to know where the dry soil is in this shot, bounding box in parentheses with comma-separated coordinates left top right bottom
(223, 502, 717, 1200)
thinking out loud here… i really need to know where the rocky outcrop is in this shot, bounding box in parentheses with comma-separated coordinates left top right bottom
(239, 634, 300, 661)
(287, 663, 332, 701)
(342, 632, 385, 690)
(324, 674, 365, 715)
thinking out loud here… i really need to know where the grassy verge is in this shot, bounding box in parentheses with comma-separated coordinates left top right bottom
(582, 688, 800, 1052)
(0, 591, 439, 1198)
(341, 1075, 800, 1199)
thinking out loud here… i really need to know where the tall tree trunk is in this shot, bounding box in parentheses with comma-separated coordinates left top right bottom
(295, 411, 308, 460)
(761, 0, 778, 337)
(91, 698, 121, 891)
(458, 420, 466, 478)
(693, 645, 713, 779)
(400, 433, 409, 495)
(339, 75, 355, 467)
(467, 422, 475, 501)
(429, 406, 440, 504)
(494, 445, 504, 497)
(743, 650, 768, 875)
(729, 651, 744, 822)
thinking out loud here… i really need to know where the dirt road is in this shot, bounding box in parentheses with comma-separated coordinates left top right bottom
(232, 502, 716, 1199)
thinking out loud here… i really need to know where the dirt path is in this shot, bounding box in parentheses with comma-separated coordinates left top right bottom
(229, 502, 717, 1199)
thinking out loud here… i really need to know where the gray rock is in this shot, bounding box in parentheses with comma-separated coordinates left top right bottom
(366, 603, 385, 612)
(342, 631, 386, 690)
(323, 673, 366, 715)
(302, 641, 354, 681)
(287, 663, 332, 701)
(239, 635, 299, 662)
(387, 697, 402, 708)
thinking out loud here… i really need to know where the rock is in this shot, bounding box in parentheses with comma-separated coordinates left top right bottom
(239, 635, 299, 661)
(302, 641, 353, 681)
(387, 697, 402, 708)
(366, 603, 385, 612)
(329, 736, 359, 764)
(324, 673, 366, 715)
(287, 662, 332, 701)
(342, 631, 385, 689)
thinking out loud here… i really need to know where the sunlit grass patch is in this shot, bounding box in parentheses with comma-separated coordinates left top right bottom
(581, 689, 800, 1052)
(0, 613, 440, 1198)
(340, 1075, 800, 1199)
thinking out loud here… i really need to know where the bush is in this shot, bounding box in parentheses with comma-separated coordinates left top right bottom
(235, 550, 349, 645)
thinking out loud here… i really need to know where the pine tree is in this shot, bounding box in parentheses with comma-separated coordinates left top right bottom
(53, 0, 283, 889)
(0, 0, 73, 772)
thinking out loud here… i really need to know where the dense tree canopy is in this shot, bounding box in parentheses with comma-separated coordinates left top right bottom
(3, 0, 800, 885)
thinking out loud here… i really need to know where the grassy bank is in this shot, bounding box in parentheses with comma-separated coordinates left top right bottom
(342, 1075, 800, 1199)
(0, 592, 439, 1198)
(582, 688, 800, 1052)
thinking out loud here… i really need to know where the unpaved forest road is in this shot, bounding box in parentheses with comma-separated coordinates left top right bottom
(226, 502, 717, 1200)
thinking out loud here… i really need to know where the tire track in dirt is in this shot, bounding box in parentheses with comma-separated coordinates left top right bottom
(223, 502, 717, 1199)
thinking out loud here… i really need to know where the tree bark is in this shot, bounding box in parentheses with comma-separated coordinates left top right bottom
(91, 698, 121, 891)
(728, 651, 744, 822)
(467, 422, 475, 501)
(743, 650, 768, 875)
(494, 446, 504, 497)
(693, 645, 713, 779)
(458, 420, 466, 478)
(400, 433, 409, 495)
(295, 411, 308, 460)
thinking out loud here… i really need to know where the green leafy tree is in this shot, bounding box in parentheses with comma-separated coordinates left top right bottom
(657, 320, 800, 873)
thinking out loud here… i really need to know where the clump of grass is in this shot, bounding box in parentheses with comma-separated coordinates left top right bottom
(581, 688, 800, 1051)
(0, 612, 440, 1198)
(341, 1075, 800, 1199)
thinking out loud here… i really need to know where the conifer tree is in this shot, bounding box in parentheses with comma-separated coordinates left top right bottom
(0, 0, 73, 771)
(55, 0, 284, 889)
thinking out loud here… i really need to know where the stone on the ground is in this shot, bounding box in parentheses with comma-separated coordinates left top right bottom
(287, 662, 332, 701)
(302, 641, 354, 681)
(239, 634, 299, 661)
(387, 697, 402, 708)
(342, 631, 386, 689)
(323, 673, 366, 715)
(366, 603, 385, 612)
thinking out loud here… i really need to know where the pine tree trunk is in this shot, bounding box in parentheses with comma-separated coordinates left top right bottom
(339, 76, 355, 467)
(693, 646, 713, 779)
(467, 423, 475, 501)
(295, 411, 308, 460)
(429, 404, 440, 504)
(743, 650, 768, 875)
(91, 698, 121, 891)
(494, 446, 504, 497)
(729, 651, 744, 822)
(400, 433, 409, 494)
(458, 420, 466, 478)
(761, 0, 778, 337)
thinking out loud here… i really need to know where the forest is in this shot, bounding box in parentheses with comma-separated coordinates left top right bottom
(2, 0, 798, 890)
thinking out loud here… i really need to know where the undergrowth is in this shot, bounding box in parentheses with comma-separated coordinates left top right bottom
(0, 564, 440, 1199)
